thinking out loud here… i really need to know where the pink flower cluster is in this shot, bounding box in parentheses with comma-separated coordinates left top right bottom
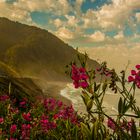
(19, 98, 28, 108)
(44, 98, 63, 112)
(128, 64, 140, 88)
(40, 115, 56, 133)
(53, 105, 78, 124)
(22, 112, 32, 121)
(96, 67, 112, 77)
(21, 124, 31, 139)
(0, 95, 9, 102)
(10, 124, 17, 134)
(0, 117, 4, 124)
(107, 118, 133, 131)
(71, 64, 89, 89)
(0, 94, 80, 139)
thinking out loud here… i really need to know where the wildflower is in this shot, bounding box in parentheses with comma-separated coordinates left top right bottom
(22, 112, 32, 121)
(107, 118, 116, 130)
(10, 107, 19, 114)
(128, 64, 140, 88)
(20, 101, 26, 107)
(0, 95, 9, 101)
(57, 100, 63, 108)
(10, 138, 17, 140)
(128, 76, 134, 82)
(0, 117, 4, 124)
(40, 115, 56, 133)
(71, 64, 89, 89)
(44, 98, 57, 111)
(136, 64, 140, 70)
(10, 124, 17, 134)
(131, 70, 137, 75)
(96, 62, 112, 77)
(80, 81, 89, 88)
(127, 120, 133, 131)
(21, 124, 31, 139)
(53, 105, 79, 125)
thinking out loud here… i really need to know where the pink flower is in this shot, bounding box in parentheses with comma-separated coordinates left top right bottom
(131, 70, 137, 75)
(128, 76, 134, 82)
(22, 112, 32, 121)
(0, 117, 4, 124)
(128, 65, 140, 88)
(57, 100, 63, 108)
(0, 95, 9, 101)
(80, 73, 88, 80)
(21, 124, 31, 139)
(136, 64, 140, 70)
(79, 67, 86, 73)
(71, 65, 89, 89)
(73, 81, 79, 88)
(44, 98, 57, 111)
(107, 118, 116, 130)
(10, 138, 17, 140)
(10, 107, 19, 114)
(80, 81, 88, 88)
(40, 115, 56, 133)
(10, 124, 17, 134)
(20, 101, 26, 107)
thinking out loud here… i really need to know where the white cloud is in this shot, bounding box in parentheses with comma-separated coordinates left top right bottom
(56, 27, 74, 40)
(136, 13, 140, 23)
(0, 2, 32, 24)
(65, 15, 79, 27)
(53, 18, 63, 28)
(75, 0, 84, 15)
(82, 0, 140, 30)
(114, 31, 124, 39)
(13, 0, 72, 15)
(85, 31, 105, 42)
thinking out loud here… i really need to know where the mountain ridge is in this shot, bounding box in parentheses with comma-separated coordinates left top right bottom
(0, 17, 100, 82)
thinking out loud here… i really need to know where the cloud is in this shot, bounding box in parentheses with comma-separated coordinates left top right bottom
(82, 0, 140, 30)
(0, 2, 32, 24)
(114, 31, 124, 39)
(75, 0, 84, 15)
(65, 15, 79, 27)
(79, 44, 140, 74)
(13, 0, 72, 15)
(136, 13, 140, 23)
(55, 27, 74, 40)
(53, 18, 63, 28)
(85, 31, 105, 42)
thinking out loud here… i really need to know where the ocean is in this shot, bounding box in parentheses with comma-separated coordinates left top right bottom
(60, 83, 140, 117)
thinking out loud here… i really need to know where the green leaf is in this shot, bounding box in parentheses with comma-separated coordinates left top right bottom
(102, 82, 107, 92)
(81, 122, 92, 140)
(87, 99, 93, 112)
(131, 120, 137, 140)
(94, 82, 101, 92)
(81, 92, 90, 106)
(118, 97, 123, 115)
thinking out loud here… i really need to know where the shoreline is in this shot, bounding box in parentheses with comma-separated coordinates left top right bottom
(41, 81, 72, 106)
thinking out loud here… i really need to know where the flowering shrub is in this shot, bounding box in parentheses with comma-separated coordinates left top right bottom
(0, 94, 81, 139)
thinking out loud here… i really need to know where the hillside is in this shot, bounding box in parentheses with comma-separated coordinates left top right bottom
(0, 17, 100, 81)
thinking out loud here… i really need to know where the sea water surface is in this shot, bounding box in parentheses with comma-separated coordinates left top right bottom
(60, 83, 140, 117)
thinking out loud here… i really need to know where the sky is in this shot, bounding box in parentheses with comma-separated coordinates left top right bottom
(0, 0, 140, 72)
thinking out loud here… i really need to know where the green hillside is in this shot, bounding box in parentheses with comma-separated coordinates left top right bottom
(0, 17, 100, 81)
